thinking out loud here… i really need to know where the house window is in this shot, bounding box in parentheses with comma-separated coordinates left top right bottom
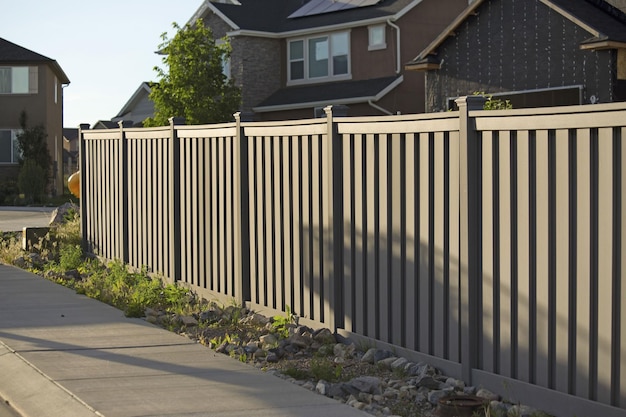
(0, 130, 21, 163)
(288, 31, 350, 83)
(368, 25, 386, 50)
(0, 67, 29, 94)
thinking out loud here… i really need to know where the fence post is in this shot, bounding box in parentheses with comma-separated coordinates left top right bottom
(456, 95, 486, 384)
(234, 112, 251, 305)
(118, 121, 129, 264)
(78, 124, 88, 254)
(169, 117, 185, 282)
(324, 105, 348, 332)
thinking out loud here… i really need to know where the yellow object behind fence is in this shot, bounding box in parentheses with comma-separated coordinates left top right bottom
(68, 171, 80, 198)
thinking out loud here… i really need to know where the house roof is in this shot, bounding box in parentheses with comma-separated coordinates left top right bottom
(114, 82, 152, 119)
(253, 75, 403, 112)
(406, 0, 626, 69)
(0, 37, 70, 84)
(192, 0, 419, 35)
(63, 128, 79, 142)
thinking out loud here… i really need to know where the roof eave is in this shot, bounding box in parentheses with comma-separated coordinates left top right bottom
(406, 0, 485, 70)
(405, 62, 440, 71)
(579, 40, 626, 50)
(253, 76, 403, 113)
(188, 0, 240, 30)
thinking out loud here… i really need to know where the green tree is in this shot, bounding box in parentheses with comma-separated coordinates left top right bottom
(16, 111, 52, 172)
(144, 19, 241, 126)
(16, 111, 51, 201)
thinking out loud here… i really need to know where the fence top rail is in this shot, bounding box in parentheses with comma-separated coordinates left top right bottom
(475, 108, 626, 131)
(470, 100, 626, 119)
(243, 118, 328, 137)
(81, 130, 122, 140)
(337, 112, 460, 135)
(177, 125, 238, 139)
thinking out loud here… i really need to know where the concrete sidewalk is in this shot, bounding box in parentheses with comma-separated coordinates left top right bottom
(0, 265, 368, 417)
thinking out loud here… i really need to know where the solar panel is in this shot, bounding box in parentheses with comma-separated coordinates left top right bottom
(288, 0, 380, 18)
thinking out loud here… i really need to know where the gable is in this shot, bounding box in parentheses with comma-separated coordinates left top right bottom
(0, 37, 70, 84)
(407, 0, 626, 69)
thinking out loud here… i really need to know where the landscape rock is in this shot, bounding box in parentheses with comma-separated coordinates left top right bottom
(49, 202, 79, 225)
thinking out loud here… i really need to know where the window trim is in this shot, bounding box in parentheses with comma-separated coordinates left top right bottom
(287, 31, 351, 86)
(0, 129, 22, 164)
(368, 24, 386, 51)
(0, 66, 31, 95)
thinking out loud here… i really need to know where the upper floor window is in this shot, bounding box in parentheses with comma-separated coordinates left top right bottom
(0, 67, 29, 94)
(368, 25, 386, 51)
(0, 130, 21, 163)
(288, 31, 350, 84)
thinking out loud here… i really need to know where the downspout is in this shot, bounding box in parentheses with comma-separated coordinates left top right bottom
(387, 18, 401, 74)
(368, 99, 394, 115)
(368, 19, 402, 115)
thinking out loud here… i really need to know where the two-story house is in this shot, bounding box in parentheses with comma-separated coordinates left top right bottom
(188, 0, 469, 120)
(0, 37, 69, 195)
(405, 0, 626, 112)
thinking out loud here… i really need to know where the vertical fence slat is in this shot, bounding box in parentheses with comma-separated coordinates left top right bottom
(354, 134, 366, 335)
(405, 133, 417, 351)
(379, 134, 389, 341)
(282, 136, 293, 311)
(292, 136, 302, 318)
(554, 129, 570, 394)
(576, 129, 592, 398)
(482, 131, 495, 373)
(597, 127, 614, 405)
(535, 130, 550, 388)
(343, 134, 354, 332)
(390, 133, 403, 347)
(274, 137, 283, 309)
(434, 132, 446, 358)
(516, 131, 532, 383)
(365, 133, 377, 337)
(418, 132, 430, 352)
(448, 130, 461, 362)
(498, 131, 512, 378)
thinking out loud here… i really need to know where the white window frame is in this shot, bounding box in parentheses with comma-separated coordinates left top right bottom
(0, 129, 22, 164)
(287, 31, 351, 85)
(0, 67, 30, 94)
(368, 24, 386, 51)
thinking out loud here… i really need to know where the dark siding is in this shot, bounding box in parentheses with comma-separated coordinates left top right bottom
(425, 0, 617, 111)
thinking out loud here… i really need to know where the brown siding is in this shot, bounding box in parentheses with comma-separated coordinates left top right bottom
(0, 63, 64, 195)
(424, 0, 619, 112)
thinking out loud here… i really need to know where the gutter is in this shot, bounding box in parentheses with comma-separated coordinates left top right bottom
(387, 19, 401, 74)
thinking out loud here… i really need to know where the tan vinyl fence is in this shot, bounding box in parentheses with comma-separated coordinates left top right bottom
(79, 97, 626, 417)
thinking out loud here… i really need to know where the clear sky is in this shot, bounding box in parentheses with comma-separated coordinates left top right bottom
(2, 1, 202, 128)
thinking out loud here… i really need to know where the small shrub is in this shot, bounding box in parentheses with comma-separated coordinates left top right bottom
(17, 159, 47, 204)
(59, 244, 83, 270)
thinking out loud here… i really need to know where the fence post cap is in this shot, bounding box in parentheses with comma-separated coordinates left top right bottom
(168, 117, 186, 126)
(455, 95, 487, 111)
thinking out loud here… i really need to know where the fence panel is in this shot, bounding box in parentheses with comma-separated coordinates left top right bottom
(336, 114, 462, 363)
(243, 118, 333, 326)
(473, 105, 626, 411)
(176, 124, 240, 300)
(81, 129, 124, 261)
(124, 128, 173, 278)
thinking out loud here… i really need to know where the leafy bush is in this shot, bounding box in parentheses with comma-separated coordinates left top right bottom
(17, 159, 47, 203)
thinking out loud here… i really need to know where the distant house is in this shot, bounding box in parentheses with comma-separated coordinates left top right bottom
(62, 127, 79, 175)
(189, 0, 469, 120)
(405, 0, 626, 112)
(111, 82, 154, 127)
(0, 37, 70, 195)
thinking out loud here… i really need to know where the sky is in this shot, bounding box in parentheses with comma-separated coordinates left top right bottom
(3, 0, 203, 128)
